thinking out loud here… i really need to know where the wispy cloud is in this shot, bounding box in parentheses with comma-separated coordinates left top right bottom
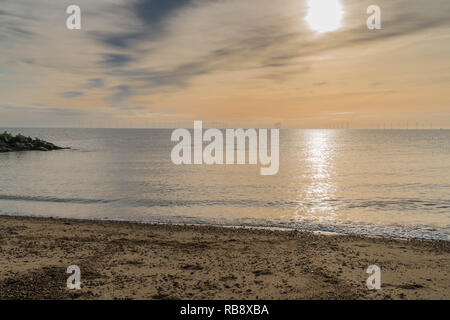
(83, 78, 104, 89)
(0, 104, 85, 116)
(61, 91, 84, 99)
(1, 0, 450, 127)
(87, 0, 450, 101)
(92, 0, 197, 48)
(100, 54, 135, 67)
(108, 85, 133, 104)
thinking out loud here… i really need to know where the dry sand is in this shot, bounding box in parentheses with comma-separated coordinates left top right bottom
(0, 215, 448, 300)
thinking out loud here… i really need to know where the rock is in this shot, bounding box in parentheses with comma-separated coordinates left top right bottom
(0, 132, 12, 144)
(0, 146, 12, 153)
(0, 131, 69, 153)
(14, 142, 26, 149)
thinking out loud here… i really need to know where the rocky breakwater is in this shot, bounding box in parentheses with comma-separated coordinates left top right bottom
(0, 132, 69, 153)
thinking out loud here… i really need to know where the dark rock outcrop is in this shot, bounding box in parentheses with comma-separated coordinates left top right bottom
(0, 132, 69, 153)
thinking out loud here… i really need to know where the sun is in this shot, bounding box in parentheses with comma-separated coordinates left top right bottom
(305, 0, 344, 33)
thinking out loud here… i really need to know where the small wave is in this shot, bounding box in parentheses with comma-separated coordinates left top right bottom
(0, 194, 301, 208)
(1, 194, 449, 211)
(347, 198, 450, 210)
(0, 194, 112, 204)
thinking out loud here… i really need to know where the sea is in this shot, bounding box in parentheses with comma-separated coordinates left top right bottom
(0, 128, 449, 240)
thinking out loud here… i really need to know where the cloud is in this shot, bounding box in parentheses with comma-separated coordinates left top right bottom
(109, 61, 210, 89)
(0, 104, 85, 117)
(100, 54, 135, 67)
(61, 91, 84, 99)
(0, 13, 36, 40)
(108, 85, 133, 104)
(2, 0, 450, 119)
(83, 78, 104, 89)
(92, 31, 143, 49)
(91, 0, 450, 99)
(92, 0, 198, 49)
(114, 105, 147, 111)
(0, 8, 38, 20)
(131, 0, 196, 27)
(3, 26, 35, 37)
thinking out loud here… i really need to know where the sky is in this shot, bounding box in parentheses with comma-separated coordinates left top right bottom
(0, 0, 449, 128)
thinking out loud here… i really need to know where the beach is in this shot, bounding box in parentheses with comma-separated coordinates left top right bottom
(0, 215, 448, 300)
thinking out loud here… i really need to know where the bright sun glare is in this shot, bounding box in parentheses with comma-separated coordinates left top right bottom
(305, 0, 344, 33)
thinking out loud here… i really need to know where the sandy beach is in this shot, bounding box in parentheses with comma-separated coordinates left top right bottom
(0, 215, 448, 300)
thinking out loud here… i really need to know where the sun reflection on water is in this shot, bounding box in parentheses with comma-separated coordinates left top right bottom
(294, 130, 337, 222)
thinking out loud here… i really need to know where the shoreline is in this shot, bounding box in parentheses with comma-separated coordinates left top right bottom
(1, 212, 446, 242)
(0, 215, 449, 299)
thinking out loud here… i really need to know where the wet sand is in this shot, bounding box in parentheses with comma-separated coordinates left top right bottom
(0, 215, 448, 300)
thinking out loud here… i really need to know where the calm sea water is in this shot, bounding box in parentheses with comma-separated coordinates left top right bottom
(0, 128, 449, 240)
